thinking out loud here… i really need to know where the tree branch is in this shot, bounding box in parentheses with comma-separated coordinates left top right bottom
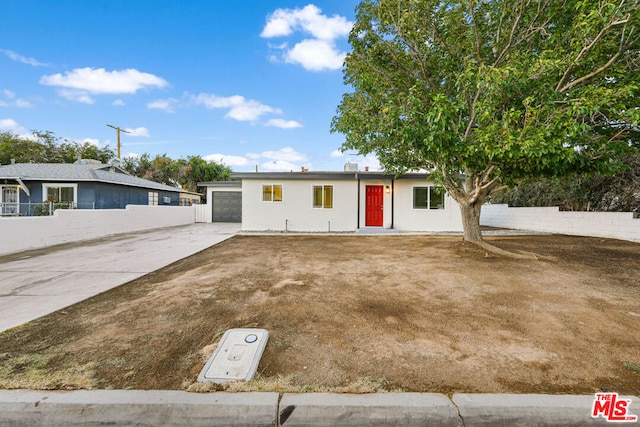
(556, 14, 633, 93)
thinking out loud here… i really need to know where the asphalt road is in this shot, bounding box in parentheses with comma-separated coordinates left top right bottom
(0, 223, 239, 333)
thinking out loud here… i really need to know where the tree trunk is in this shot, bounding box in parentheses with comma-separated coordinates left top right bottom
(459, 201, 483, 242)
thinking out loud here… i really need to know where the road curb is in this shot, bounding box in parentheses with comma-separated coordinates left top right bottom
(278, 392, 462, 426)
(0, 390, 638, 426)
(453, 393, 640, 426)
(0, 390, 278, 426)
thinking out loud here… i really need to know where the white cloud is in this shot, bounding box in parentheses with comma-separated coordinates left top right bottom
(0, 118, 35, 140)
(268, 42, 288, 50)
(264, 118, 303, 129)
(124, 127, 150, 137)
(1, 90, 32, 108)
(191, 93, 282, 122)
(40, 67, 168, 94)
(147, 97, 178, 113)
(203, 153, 250, 167)
(207, 147, 311, 171)
(40, 67, 168, 103)
(123, 152, 141, 159)
(256, 147, 307, 162)
(58, 89, 95, 104)
(261, 4, 352, 72)
(0, 49, 47, 66)
(285, 39, 346, 71)
(261, 4, 352, 40)
(112, 99, 125, 106)
(330, 149, 343, 157)
(260, 160, 310, 172)
(14, 99, 32, 108)
(228, 100, 281, 122)
(0, 118, 19, 129)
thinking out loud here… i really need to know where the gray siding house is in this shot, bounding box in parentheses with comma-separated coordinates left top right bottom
(0, 160, 197, 215)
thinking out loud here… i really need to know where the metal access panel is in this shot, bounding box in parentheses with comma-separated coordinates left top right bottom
(212, 191, 242, 223)
(198, 328, 269, 383)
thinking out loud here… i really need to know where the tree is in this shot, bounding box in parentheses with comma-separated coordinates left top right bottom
(331, 0, 640, 242)
(489, 152, 640, 212)
(0, 131, 115, 164)
(183, 155, 231, 191)
(121, 153, 231, 192)
(57, 140, 115, 164)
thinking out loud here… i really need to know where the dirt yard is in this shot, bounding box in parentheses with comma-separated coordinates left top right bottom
(0, 234, 639, 395)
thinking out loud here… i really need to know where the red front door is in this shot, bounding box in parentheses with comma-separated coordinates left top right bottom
(365, 185, 384, 226)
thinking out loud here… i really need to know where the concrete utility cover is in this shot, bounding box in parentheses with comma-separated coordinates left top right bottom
(198, 328, 269, 383)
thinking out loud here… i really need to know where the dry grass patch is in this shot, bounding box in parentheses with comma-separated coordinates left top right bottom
(0, 234, 638, 395)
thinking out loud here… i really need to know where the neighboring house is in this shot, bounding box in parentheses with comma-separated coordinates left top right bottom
(199, 165, 463, 232)
(0, 160, 200, 216)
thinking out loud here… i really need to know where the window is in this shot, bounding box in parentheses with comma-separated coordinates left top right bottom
(42, 184, 76, 206)
(413, 186, 445, 210)
(429, 187, 445, 209)
(313, 185, 333, 208)
(262, 185, 282, 202)
(148, 191, 159, 205)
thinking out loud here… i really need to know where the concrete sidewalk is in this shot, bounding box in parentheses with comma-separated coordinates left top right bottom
(0, 223, 239, 333)
(0, 390, 637, 426)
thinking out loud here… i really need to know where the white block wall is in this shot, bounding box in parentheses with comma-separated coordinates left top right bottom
(481, 204, 640, 242)
(0, 205, 196, 256)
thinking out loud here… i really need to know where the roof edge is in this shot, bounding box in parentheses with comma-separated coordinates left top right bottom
(230, 172, 432, 180)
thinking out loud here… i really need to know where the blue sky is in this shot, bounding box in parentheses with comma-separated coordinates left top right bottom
(0, 1, 381, 172)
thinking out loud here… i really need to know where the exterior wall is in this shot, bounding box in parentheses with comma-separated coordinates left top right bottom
(13, 180, 181, 213)
(481, 204, 640, 243)
(392, 179, 464, 232)
(240, 177, 463, 232)
(93, 183, 180, 208)
(0, 205, 196, 256)
(241, 179, 358, 232)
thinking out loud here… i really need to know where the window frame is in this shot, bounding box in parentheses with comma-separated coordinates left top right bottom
(148, 191, 159, 206)
(42, 183, 77, 206)
(312, 185, 333, 209)
(262, 184, 283, 203)
(412, 185, 446, 210)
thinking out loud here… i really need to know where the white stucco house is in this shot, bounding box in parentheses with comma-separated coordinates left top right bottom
(199, 167, 463, 232)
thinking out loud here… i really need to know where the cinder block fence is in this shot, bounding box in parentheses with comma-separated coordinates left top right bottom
(0, 205, 197, 256)
(481, 204, 640, 243)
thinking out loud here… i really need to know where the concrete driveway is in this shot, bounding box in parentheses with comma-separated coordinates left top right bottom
(0, 223, 239, 333)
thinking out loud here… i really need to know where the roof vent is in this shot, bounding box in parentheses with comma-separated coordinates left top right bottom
(344, 162, 358, 172)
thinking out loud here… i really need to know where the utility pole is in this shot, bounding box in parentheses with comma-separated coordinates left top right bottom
(106, 124, 130, 158)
